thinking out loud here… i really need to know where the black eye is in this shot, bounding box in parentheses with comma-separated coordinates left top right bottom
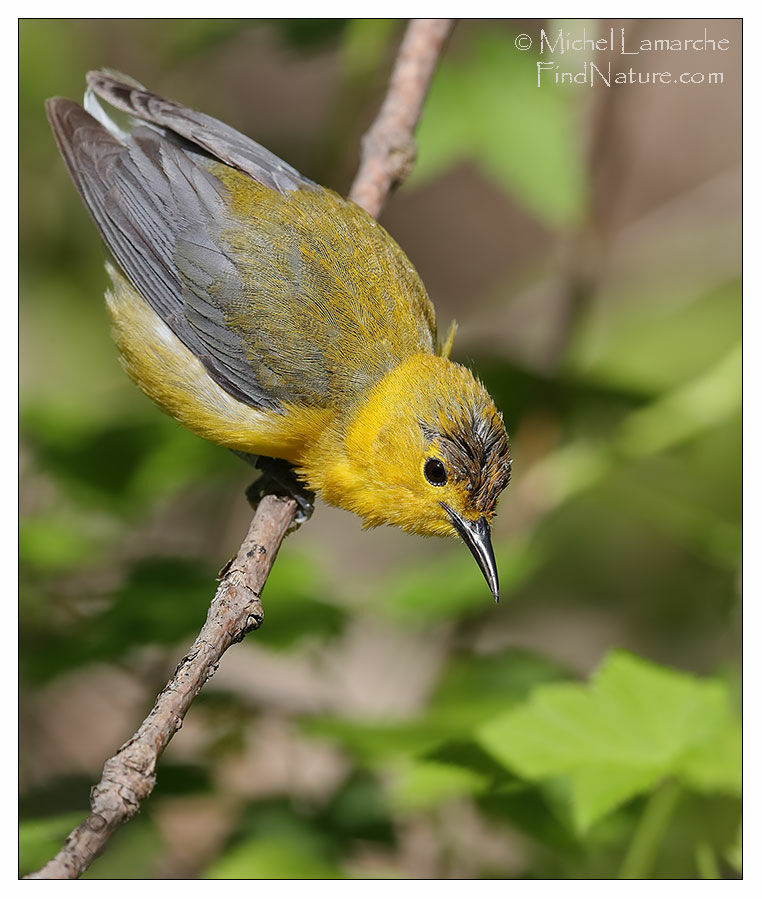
(424, 458, 448, 486)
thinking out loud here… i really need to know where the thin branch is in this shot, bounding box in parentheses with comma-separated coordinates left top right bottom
(27, 19, 451, 881)
(26, 495, 295, 879)
(349, 18, 454, 218)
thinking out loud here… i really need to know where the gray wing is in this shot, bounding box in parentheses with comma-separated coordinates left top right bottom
(45, 75, 315, 411)
(85, 71, 313, 195)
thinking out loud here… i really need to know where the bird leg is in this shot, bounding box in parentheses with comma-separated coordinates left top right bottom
(233, 452, 315, 525)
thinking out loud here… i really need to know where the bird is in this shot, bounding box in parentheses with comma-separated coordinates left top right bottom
(45, 71, 512, 601)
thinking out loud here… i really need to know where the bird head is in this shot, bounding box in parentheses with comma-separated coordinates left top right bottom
(303, 354, 512, 600)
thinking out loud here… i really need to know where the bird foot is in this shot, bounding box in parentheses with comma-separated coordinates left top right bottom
(235, 452, 315, 526)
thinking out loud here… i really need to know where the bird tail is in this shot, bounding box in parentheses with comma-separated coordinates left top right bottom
(83, 69, 147, 142)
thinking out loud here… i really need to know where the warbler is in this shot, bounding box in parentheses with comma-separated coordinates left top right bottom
(46, 72, 512, 600)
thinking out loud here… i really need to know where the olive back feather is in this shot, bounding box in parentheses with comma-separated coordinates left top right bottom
(46, 73, 439, 417)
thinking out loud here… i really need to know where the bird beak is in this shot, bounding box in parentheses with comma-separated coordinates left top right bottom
(442, 505, 500, 602)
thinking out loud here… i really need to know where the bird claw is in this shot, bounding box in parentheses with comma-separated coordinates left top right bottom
(236, 453, 315, 526)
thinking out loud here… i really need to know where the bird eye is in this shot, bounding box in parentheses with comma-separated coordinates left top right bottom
(424, 458, 448, 486)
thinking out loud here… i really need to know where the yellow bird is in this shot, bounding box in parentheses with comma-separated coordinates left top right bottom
(46, 72, 512, 600)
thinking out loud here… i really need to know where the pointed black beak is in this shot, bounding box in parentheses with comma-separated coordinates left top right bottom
(442, 505, 499, 602)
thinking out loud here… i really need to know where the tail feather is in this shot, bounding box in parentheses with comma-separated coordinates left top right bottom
(86, 70, 314, 195)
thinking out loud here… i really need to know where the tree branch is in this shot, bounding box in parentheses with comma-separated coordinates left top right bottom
(349, 18, 454, 218)
(26, 18, 452, 880)
(26, 495, 294, 879)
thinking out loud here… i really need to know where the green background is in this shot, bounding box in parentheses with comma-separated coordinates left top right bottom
(20, 19, 741, 878)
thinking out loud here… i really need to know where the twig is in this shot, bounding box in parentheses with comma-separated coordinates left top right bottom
(26, 495, 294, 879)
(27, 18, 451, 880)
(349, 18, 454, 218)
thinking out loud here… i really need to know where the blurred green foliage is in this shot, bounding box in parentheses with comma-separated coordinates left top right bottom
(414, 29, 587, 228)
(20, 18, 740, 880)
(478, 652, 740, 833)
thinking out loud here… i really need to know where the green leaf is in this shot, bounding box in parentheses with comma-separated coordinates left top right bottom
(20, 557, 213, 684)
(22, 409, 162, 506)
(477, 651, 737, 832)
(414, 29, 588, 229)
(616, 343, 741, 459)
(21, 402, 238, 513)
(204, 836, 341, 879)
(425, 740, 522, 785)
(679, 720, 741, 797)
(307, 651, 566, 767)
(389, 759, 489, 811)
(572, 764, 667, 833)
(19, 514, 101, 571)
(478, 785, 582, 857)
(570, 280, 741, 396)
(270, 18, 349, 51)
(304, 716, 455, 765)
(321, 772, 394, 845)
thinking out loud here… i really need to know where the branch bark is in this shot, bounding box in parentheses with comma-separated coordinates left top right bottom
(349, 18, 454, 218)
(26, 495, 294, 879)
(26, 17, 452, 880)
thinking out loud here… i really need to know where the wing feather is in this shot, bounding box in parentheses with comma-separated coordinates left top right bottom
(45, 96, 281, 410)
(47, 72, 439, 418)
(85, 70, 314, 195)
